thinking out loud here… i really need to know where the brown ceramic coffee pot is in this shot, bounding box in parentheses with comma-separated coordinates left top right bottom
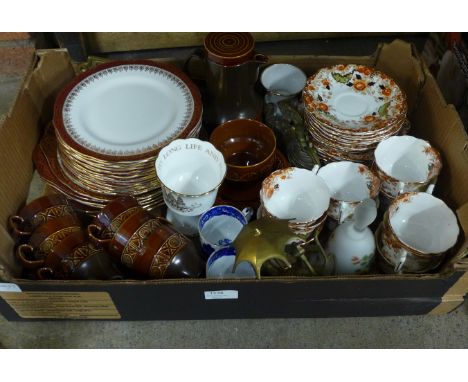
(184, 32, 268, 133)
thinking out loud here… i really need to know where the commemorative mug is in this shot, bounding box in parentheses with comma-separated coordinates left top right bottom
(155, 138, 226, 217)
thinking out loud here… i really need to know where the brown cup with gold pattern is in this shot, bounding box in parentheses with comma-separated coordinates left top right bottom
(88, 208, 203, 278)
(88, 208, 153, 256)
(133, 223, 204, 279)
(36, 231, 123, 280)
(210, 118, 276, 182)
(90, 195, 142, 241)
(8, 194, 76, 241)
(15, 214, 82, 269)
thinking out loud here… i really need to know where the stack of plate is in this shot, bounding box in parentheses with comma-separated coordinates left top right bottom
(303, 64, 407, 163)
(34, 60, 202, 214)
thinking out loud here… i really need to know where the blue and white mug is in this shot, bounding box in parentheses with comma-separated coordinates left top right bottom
(198, 205, 253, 257)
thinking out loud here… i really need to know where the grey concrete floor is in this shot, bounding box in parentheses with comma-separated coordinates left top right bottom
(0, 301, 467, 348)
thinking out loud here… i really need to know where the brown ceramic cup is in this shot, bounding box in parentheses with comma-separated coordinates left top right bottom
(88, 208, 167, 262)
(210, 118, 276, 182)
(132, 223, 204, 279)
(91, 195, 143, 240)
(36, 231, 123, 280)
(15, 214, 82, 269)
(8, 194, 76, 240)
(89, 209, 203, 278)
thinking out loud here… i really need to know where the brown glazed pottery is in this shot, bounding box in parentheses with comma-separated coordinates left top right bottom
(36, 231, 123, 280)
(210, 118, 276, 182)
(130, 223, 204, 278)
(15, 214, 82, 269)
(8, 194, 76, 240)
(204, 32, 256, 66)
(92, 195, 142, 239)
(89, 208, 203, 278)
(88, 208, 154, 257)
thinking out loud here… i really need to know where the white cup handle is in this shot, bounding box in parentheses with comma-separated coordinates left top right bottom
(338, 202, 354, 224)
(425, 177, 437, 195)
(395, 252, 407, 273)
(242, 207, 254, 222)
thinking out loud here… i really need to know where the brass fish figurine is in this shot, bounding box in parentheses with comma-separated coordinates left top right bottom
(232, 217, 303, 278)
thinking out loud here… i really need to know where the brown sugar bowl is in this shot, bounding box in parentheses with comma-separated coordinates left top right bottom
(36, 231, 123, 280)
(210, 119, 276, 182)
(15, 214, 82, 269)
(88, 209, 204, 278)
(8, 194, 76, 241)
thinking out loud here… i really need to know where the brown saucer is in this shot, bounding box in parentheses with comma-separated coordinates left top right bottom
(216, 149, 289, 210)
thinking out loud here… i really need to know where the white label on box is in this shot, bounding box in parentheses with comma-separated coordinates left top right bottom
(0, 283, 22, 293)
(204, 290, 238, 300)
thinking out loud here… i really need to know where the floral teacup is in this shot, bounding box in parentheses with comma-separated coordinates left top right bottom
(374, 135, 442, 198)
(379, 192, 459, 273)
(318, 161, 380, 224)
(260, 166, 330, 238)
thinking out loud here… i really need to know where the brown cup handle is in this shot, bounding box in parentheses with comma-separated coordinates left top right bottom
(253, 52, 269, 64)
(87, 224, 111, 247)
(15, 244, 45, 269)
(183, 47, 206, 82)
(8, 215, 32, 239)
(37, 267, 54, 280)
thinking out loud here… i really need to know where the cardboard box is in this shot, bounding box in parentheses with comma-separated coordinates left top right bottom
(0, 39, 467, 321)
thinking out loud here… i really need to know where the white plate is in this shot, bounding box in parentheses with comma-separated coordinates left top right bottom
(61, 63, 195, 157)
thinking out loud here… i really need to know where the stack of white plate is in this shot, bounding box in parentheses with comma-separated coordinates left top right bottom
(303, 64, 407, 163)
(35, 60, 202, 214)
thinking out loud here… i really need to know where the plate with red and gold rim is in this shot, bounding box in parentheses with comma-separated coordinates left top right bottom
(54, 60, 202, 162)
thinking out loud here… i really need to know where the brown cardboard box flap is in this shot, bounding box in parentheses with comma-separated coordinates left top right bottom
(374, 39, 425, 114)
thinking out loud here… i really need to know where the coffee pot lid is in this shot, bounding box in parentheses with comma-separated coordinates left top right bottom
(204, 32, 255, 66)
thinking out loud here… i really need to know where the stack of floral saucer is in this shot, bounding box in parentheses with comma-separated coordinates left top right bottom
(303, 64, 407, 163)
(34, 60, 202, 214)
